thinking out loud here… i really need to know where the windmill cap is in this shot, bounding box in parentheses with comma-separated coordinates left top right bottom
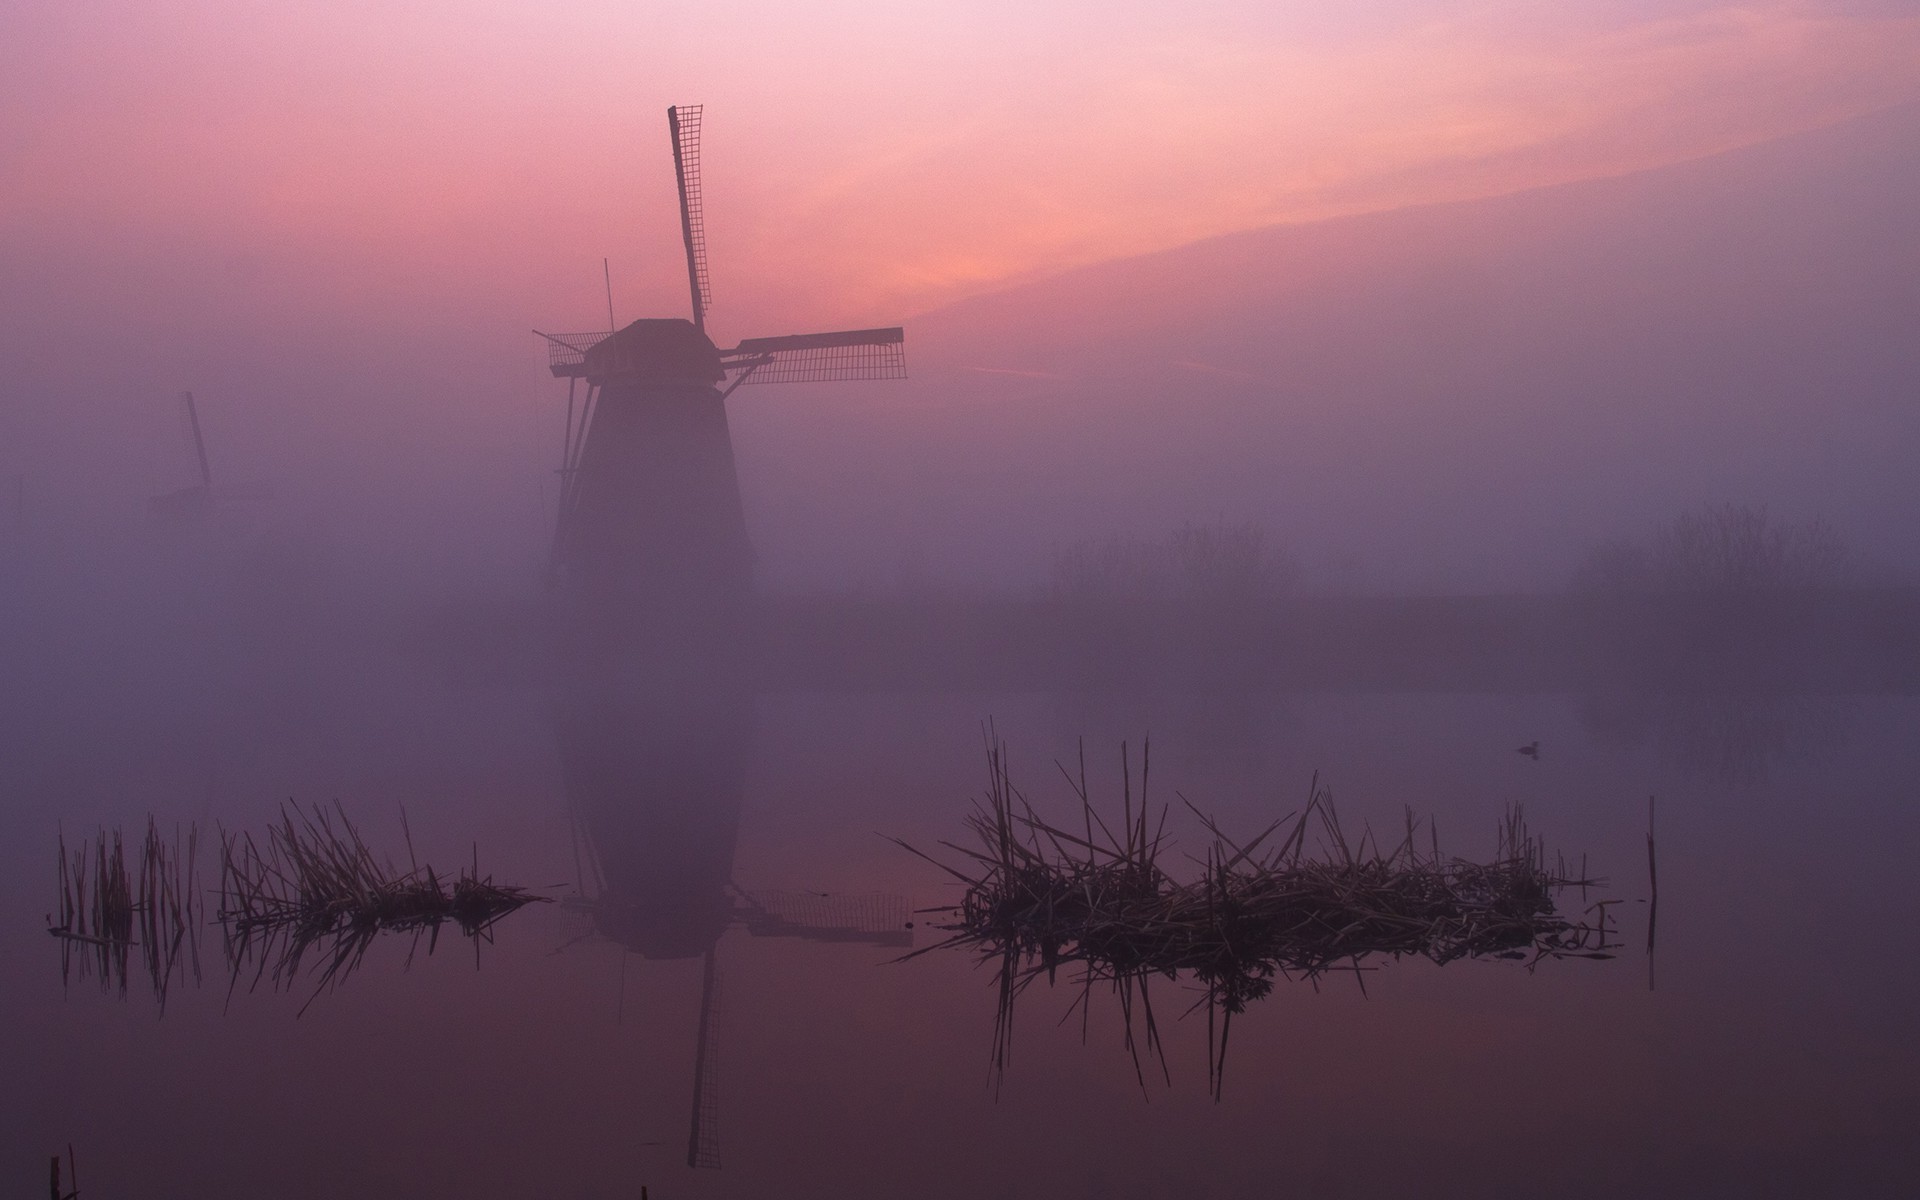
(584, 318, 724, 384)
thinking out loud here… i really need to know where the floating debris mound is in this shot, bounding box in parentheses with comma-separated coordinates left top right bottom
(219, 803, 548, 1010)
(48, 819, 202, 1007)
(896, 739, 1617, 1097)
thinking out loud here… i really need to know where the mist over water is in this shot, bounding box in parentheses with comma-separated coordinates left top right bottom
(6, 90, 1920, 1200)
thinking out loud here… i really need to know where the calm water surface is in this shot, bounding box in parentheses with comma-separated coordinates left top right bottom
(4, 581, 1916, 1198)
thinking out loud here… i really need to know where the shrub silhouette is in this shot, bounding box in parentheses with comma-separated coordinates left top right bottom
(1574, 503, 1849, 595)
(1049, 520, 1296, 603)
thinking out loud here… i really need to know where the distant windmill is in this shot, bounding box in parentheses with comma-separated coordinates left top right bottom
(535, 105, 906, 602)
(148, 391, 214, 519)
(146, 391, 273, 521)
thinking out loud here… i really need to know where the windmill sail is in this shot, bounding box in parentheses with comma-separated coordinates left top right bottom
(687, 947, 723, 1169)
(546, 327, 906, 386)
(537, 330, 613, 377)
(148, 391, 214, 518)
(669, 104, 711, 333)
(734, 889, 913, 947)
(720, 328, 906, 386)
(180, 391, 212, 488)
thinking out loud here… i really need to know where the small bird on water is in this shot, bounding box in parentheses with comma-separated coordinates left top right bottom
(1516, 741, 1540, 760)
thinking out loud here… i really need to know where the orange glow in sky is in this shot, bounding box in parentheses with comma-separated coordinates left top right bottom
(4, 1, 1919, 337)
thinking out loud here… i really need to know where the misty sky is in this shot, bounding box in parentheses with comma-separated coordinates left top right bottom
(6, 1, 1917, 328)
(4, 0, 1918, 593)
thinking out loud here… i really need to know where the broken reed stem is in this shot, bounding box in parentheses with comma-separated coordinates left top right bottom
(896, 738, 1617, 1099)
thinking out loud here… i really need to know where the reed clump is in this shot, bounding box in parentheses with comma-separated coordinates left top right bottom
(218, 802, 547, 1010)
(896, 738, 1616, 1097)
(48, 819, 201, 1007)
(50, 804, 546, 1010)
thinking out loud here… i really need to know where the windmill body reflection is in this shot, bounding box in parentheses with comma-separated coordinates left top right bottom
(557, 670, 909, 1170)
(559, 667, 751, 963)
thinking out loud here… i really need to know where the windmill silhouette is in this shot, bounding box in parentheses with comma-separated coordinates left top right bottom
(541, 103, 909, 1172)
(535, 105, 906, 608)
(148, 391, 213, 519)
(146, 391, 274, 522)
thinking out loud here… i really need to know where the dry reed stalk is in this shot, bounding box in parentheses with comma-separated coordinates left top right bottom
(894, 736, 1616, 1099)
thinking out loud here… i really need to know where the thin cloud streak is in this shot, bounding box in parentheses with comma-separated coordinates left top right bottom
(817, 3, 1920, 319)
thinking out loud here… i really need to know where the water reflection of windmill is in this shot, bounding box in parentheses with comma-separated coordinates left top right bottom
(568, 812, 912, 1171)
(697, 887, 909, 1171)
(535, 104, 905, 604)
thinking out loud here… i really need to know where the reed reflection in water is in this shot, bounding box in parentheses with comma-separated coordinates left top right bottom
(900, 736, 1621, 1100)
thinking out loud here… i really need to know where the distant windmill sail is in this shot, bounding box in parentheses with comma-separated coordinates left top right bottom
(180, 391, 212, 488)
(149, 390, 214, 518)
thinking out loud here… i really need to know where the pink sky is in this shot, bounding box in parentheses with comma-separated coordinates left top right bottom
(4, 1, 1918, 339)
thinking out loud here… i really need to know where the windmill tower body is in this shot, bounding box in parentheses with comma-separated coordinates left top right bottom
(561, 319, 753, 621)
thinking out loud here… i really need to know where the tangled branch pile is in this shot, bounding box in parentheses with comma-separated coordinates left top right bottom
(897, 740, 1615, 1097)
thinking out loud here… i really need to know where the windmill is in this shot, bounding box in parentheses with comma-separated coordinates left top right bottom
(540, 103, 906, 1170)
(148, 391, 214, 519)
(146, 391, 273, 521)
(535, 105, 906, 607)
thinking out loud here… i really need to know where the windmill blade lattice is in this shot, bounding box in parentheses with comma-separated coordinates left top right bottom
(734, 889, 913, 946)
(687, 947, 723, 1169)
(669, 104, 711, 330)
(721, 328, 906, 386)
(536, 330, 613, 377)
